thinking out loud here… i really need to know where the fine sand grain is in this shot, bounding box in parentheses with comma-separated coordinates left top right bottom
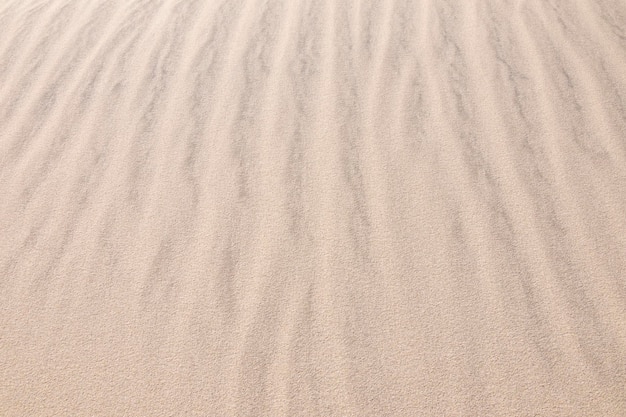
(1, 0, 626, 415)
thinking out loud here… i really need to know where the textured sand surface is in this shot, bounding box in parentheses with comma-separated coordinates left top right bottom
(1, 0, 626, 415)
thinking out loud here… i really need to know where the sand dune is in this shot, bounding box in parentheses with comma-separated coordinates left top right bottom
(1, 0, 626, 415)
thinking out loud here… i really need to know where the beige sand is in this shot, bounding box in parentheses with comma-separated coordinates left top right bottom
(1, 0, 626, 415)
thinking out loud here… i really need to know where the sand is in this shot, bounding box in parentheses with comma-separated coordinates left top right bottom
(1, 0, 625, 415)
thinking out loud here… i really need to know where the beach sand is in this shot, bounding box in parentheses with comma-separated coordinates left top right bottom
(1, 0, 626, 415)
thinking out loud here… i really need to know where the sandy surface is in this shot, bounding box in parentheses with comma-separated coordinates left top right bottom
(1, 0, 626, 415)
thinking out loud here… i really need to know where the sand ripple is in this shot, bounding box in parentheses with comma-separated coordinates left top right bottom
(1, 0, 625, 415)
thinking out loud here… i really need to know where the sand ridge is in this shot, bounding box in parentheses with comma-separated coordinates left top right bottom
(1, 0, 626, 415)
